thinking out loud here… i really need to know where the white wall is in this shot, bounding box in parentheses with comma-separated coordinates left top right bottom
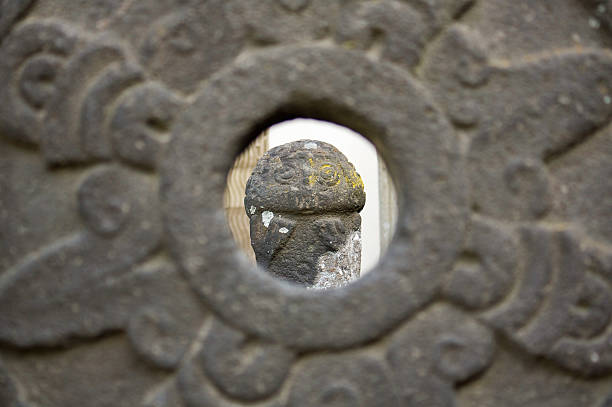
(268, 119, 380, 273)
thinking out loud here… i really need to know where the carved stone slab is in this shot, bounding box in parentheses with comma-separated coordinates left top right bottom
(0, 1, 611, 406)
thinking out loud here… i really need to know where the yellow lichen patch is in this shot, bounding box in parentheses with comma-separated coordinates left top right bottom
(347, 169, 364, 189)
(308, 157, 317, 186)
(342, 40, 358, 50)
(308, 173, 317, 186)
(319, 164, 341, 186)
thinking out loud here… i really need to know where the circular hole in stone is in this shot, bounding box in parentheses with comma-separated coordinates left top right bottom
(223, 119, 397, 289)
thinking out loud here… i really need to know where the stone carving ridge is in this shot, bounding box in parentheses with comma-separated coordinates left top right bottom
(0, 1, 610, 405)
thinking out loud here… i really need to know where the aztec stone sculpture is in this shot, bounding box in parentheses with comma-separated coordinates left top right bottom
(0, 0, 611, 406)
(245, 140, 365, 288)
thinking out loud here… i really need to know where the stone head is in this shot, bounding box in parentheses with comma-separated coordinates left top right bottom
(245, 140, 365, 287)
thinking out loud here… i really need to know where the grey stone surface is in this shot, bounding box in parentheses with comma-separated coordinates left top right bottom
(245, 140, 364, 288)
(0, 1, 610, 406)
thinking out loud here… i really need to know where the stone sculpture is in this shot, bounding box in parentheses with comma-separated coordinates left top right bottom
(244, 140, 365, 288)
(0, 0, 611, 406)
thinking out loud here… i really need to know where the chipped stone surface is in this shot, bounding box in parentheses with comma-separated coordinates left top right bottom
(261, 210, 274, 228)
(312, 230, 361, 289)
(0, 1, 611, 406)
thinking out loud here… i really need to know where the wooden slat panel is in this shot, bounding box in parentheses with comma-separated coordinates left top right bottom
(223, 132, 269, 263)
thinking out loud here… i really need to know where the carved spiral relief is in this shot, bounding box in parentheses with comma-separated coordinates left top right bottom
(0, 0, 611, 406)
(200, 319, 295, 401)
(0, 20, 80, 146)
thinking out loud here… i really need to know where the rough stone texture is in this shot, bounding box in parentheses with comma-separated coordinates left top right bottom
(245, 140, 364, 287)
(0, 1, 610, 406)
